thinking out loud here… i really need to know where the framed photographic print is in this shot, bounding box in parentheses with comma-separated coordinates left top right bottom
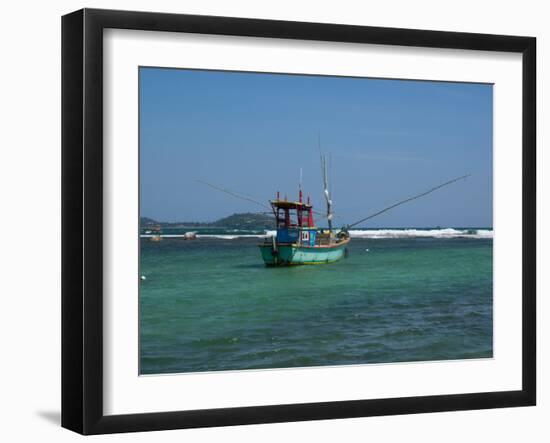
(61, 8, 536, 435)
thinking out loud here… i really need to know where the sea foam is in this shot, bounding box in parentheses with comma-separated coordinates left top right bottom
(348, 228, 493, 239)
(140, 228, 493, 240)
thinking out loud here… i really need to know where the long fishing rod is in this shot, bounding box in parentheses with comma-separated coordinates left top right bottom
(347, 174, 471, 229)
(196, 179, 272, 210)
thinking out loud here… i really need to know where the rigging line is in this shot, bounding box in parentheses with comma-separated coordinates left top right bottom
(347, 174, 471, 229)
(315, 211, 343, 220)
(196, 179, 271, 210)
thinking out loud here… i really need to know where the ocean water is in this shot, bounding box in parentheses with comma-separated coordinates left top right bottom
(139, 228, 493, 374)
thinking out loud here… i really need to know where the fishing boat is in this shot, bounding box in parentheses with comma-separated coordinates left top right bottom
(259, 192, 350, 266)
(258, 149, 353, 266)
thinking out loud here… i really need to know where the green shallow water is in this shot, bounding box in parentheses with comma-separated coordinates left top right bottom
(139, 236, 493, 374)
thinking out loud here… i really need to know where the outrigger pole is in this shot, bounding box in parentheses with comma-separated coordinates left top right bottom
(197, 178, 333, 220)
(195, 179, 271, 210)
(346, 174, 471, 229)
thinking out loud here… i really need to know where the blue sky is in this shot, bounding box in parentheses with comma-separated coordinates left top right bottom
(140, 67, 493, 228)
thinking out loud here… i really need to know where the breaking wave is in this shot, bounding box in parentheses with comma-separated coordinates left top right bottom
(348, 228, 493, 239)
(196, 230, 277, 239)
(140, 229, 492, 240)
(140, 233, 271, 240)
(141, 228, 493, 240)
(196, 234, 269, 239)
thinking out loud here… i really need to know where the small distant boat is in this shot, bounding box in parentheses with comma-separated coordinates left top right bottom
(149, 225, 162, 242)
(183, 231, 198, 240)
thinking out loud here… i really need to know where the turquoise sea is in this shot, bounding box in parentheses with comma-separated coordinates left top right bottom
(139, 228, 493, 374)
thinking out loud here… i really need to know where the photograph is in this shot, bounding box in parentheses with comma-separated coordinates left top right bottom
(138, 67, 494, 375)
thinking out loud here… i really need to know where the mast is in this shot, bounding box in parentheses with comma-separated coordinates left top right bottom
(299, 167, 303, 203)
(318, 135, 333, 232)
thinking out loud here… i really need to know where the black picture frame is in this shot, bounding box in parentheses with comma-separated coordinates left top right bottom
(62, 8, 536, 435)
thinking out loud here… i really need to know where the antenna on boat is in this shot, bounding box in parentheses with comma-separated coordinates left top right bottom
(347, 174, 471, 229)
(318, 134, 334, 232)
(299, 167, 303, 202)
(196, 179, 271, 210)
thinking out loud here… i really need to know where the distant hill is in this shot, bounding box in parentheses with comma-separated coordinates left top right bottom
(211, 212, 274, 229)
(140, 212, 274, 229)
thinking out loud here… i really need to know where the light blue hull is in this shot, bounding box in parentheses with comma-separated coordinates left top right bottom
(259, 239, 349, 266)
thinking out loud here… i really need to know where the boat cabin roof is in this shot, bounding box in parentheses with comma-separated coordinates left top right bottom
(270, 199, 312, 210)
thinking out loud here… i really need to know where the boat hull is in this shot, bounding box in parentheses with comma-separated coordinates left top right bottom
(259, 238, 349, 266)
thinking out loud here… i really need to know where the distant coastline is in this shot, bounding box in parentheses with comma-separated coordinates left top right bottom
(140, 212, 274, 230)
(141, 213, 492, 231)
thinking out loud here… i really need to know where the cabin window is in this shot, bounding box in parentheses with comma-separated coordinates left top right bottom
(274, 205, 313, 228)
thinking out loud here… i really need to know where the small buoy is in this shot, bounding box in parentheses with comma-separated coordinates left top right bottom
(365, 249, 370, 252)
(140, 275, 146, 281)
